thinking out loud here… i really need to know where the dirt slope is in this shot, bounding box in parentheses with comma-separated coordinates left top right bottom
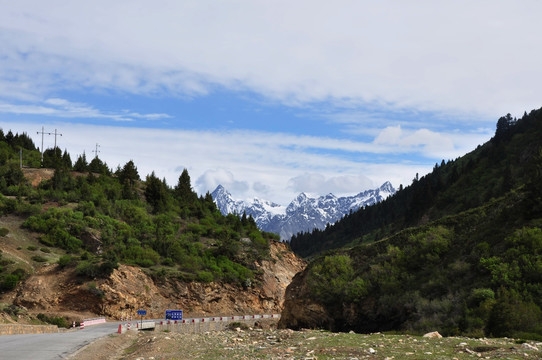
(4, 240, 305, 322)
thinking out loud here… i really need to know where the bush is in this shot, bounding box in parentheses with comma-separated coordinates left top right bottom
(11, 268, 27, 280)
(27, 245, 37, 251)
(98, 260, 118, 277)
(0, 227, 8, 237)
(1, 274, 19, 291)
(307, 254, 367, 305)
(76, 260, 117, 278)
(87, 282, 105, 298)
(76, 261, 99, 278)
(37, 313, 70, 328)
(31, 255, 48, 263)
(196, 270, 214, 283)
(487, 288, 542, 338)
(57, 255, 74, 268)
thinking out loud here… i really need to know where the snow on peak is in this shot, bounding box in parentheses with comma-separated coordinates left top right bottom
(212, 182, 396, 241)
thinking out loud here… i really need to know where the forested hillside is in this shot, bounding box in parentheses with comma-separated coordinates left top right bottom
(0, 128, 279, 293)
(280, 107, 542, 339)
(290, 108, 542, 257)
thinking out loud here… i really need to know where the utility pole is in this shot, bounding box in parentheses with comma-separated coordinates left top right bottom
(52, 129, 63, 149)
(37, 126, 52, 165)
(92, 143, 100, 158)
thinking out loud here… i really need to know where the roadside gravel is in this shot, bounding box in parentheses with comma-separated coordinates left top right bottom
(76, 326, 542, 360)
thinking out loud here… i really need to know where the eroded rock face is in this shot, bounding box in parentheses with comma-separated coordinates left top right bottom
(278, 269, 335, 330)
(12, 241, 305, 320)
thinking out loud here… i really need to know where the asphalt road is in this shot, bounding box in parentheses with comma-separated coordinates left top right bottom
(0, 321, 121, 360)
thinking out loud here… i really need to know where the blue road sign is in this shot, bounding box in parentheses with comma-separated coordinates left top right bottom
(137, 310, 147, 316)
(165, 309, 183, 320)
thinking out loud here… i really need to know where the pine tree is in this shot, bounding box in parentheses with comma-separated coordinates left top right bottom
(74, 152, 88, 172)
(118, 160, 140, 187)
(145, 171, 170, 213)
(174, 168, 196, 205)
(62, 150, 72, 168)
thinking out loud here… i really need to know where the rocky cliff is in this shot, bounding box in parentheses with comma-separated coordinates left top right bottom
(277, 267, 335, 331)
(9, 241, 305, 321)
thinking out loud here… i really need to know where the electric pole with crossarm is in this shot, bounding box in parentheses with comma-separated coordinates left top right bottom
(92, 143, 100, 158)
(52, 129, 62, 149)
(37, 126, 52, 165)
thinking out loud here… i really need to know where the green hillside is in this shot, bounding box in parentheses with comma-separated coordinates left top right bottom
(281, 107, 542, 339)
(0, 128, 278, 293)
(290, 108, 542, 257)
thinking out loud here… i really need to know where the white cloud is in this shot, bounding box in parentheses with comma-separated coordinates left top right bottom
(373, 125, 491, 160)
(374, 125, 403, 145)
(0, 99, 170, 122)
(0, 1, 541, 118)
(287, 173, 374, 196)
(195, 169, 249, 196)
(3, 120, 451, 204)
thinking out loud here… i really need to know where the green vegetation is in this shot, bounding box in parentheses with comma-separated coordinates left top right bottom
(291, 109, 542, 257)
(0, 126, 278, 293)
(0, 227, 8, 237)
(37, 313, 70, 328)
(0, 253, 27, 291)
(289, 108, 542, 339)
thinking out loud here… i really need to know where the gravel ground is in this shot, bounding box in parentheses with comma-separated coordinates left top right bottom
(74, 326, 542, 360)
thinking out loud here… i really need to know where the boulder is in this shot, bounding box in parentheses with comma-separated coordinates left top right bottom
(423, 331, 443, 338)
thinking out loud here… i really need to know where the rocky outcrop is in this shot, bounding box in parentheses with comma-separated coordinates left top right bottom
(278, 268, 335, 330)
(12, 241, 305, 321)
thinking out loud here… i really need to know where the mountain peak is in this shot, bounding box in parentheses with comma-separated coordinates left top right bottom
(213, 183, 396, 241)
(212, 184, 228, 195)
(379, 181, 395, 194)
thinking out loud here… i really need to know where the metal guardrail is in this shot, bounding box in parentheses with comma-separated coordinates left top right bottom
(80, 317, 106, 329)
(117, 314, 281, 334)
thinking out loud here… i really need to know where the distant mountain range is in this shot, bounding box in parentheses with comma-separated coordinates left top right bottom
(211, 182, 396, 241)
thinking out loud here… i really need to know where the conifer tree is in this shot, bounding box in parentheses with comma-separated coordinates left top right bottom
(145, 171, 170, 213)
(174, 168, 196, 205)
(118, 160, 139, 187)
(73, 152, 88, 172)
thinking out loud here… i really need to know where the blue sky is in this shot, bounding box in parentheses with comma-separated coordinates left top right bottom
(1, 1, 541, 205)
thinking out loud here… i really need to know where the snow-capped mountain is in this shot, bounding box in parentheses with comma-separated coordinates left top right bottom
(211, 182, 396, 241)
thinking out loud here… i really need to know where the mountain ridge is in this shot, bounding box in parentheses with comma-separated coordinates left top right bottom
(212, 182, 395, 240)
(278, 107, 542, 339)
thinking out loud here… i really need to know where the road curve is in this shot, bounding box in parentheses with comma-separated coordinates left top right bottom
(0, 321, 121, 360)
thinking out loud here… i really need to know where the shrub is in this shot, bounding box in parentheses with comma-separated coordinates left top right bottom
(76, 260, 117, 278)
(196, 270, 214, 283)
(87, 282, 105, 298)
(11, 268, 27, 280)
(31, 255, 48, 263)
(307, 254, 367, 305)
(27, 245, 38, 251)
(57, 255, 74, 268)
(76, 261, 99, 278)
(37, 313, 70, 328)
(0, 227, 8, 237)
(1, 274, 19, 291)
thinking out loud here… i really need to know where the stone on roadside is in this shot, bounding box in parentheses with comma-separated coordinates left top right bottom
(522, 343, 539, 351)
(423, 331, 443, 338)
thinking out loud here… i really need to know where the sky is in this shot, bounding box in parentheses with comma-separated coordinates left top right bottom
(1, 1, 541, 205)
